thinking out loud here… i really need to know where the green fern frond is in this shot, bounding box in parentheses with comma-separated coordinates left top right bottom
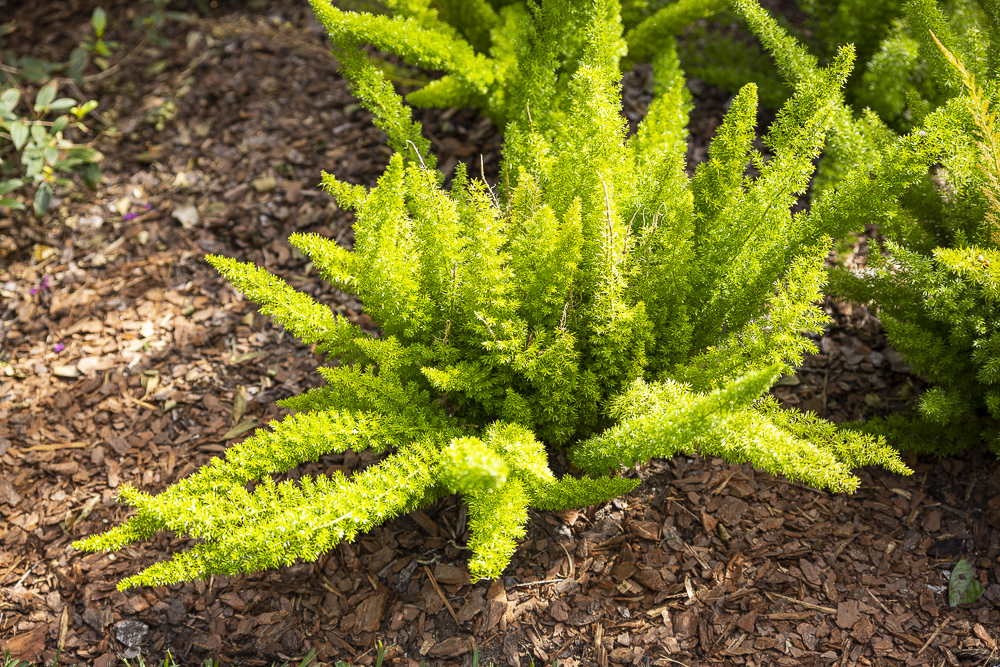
(466, 478, 529, 581)
(206, 255, 361, 359)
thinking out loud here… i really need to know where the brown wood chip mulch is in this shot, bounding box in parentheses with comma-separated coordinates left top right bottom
(0, 2, 997, 666)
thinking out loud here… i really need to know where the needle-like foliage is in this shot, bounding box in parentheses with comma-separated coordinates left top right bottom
(340, 0, 730, 126)
(824, 30, 1000, 454)
(724, 0, 998, 454)
(75, 0, 908, 590)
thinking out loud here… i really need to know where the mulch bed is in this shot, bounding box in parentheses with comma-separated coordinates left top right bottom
(0, 2, 997, 666)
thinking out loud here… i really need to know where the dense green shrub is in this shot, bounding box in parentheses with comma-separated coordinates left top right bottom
(660, 0, 1000, 455)
(339, 0, 727, 125)
(795, 0, 993, 130)
(826, 33, 1000, 454)
(75, 0, 909, 589)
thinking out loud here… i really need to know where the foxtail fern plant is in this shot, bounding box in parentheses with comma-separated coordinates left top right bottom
(75, 0, 908, 590)
(340, 0, 729, 125)
(795, 0, 993, 131)
(826, 31, 1000, 454)
(732, 0, 998, 454)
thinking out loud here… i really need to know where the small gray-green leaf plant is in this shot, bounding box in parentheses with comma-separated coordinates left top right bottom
(0, 12, 104, 216)
(74, 0, 909, 590)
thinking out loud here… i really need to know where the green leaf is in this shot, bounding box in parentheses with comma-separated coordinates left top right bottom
(43, 144, 58, 164)
(82, 162, 100, 189)
(10, 121, 27, 150)
(0, 178, 23, 195)
(0, 88, 19, 113)
(49, 98, 77, 112)
(51, 116, 69, 134)
(220, 419, 260, 441)
(92, 7, 107, 37)
(23, 155, 43, 178)
(66, 146, 99, 161)
(18, 57, 50, 83)
(71, 100, 98, 119)
(67, 46, 89, 83)
(33, 182, 52, 218)
(30, 123, 47, 146)
(0, 197, 24, 210)
(949, 558, 985, 607)
(34, 80, 57, 111)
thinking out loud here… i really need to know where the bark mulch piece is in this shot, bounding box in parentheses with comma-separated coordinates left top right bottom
(0, 2, 996, 666)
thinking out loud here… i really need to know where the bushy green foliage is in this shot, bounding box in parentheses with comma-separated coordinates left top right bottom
(339, 0, 729, 125)
(711, 0, 1000, 455)
(670, 0, 990, 125)
(794, 0, 994, 130)
(75, 0, 909, 589)
(825, 33, 1000, 454)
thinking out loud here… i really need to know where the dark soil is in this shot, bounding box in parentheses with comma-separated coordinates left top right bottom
(0, 2, 997, 667)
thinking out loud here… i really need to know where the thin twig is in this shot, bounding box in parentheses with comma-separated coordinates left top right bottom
(684, 542, 709, 570)
(916, 617, 950, 656)
(558, 541, 575, 580)
(768, 591, 836, 614)
(13, 560, 38, 588)
(24, 442, 89, 451)
(865, 587, 892, 615)
(423, 565, 461, 627)
(121, 387, 158, 411)
(512, 577, 566, 588)
(657, 657, 691, 667)
(0, 556, 24, 586)
(82, 35, 149, 82)
(552, 632, 578, 660)
(710, 469, 740, 495)
(405, 139, 426, 169)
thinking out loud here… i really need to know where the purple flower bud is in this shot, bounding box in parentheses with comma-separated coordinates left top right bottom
(31, 274, 51, 295)
(53, 342, 65, 352)
(124, 212, 138, 220)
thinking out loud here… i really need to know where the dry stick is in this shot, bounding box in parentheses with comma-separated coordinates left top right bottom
(768, 591, 837, 614)
(865, 587, 892, 615)
(666, 497, 700, 521)
(513, 577, 566, 588)
(24, 442, 89, 451)
(81, 35, 149, 83)
(58, 606, 70, 651)
(0, 556, 24, 586)
(423, 565, 461, 627)
(831, 533, 856, 559)
(839, 637, 852, 667)
(13, 560, 38, 588)
(406, 140, 427, 169)
(710, 469, 740, 495)
(121, 387, 158, 411)
(558, 541, 575, 579)
(916, 618, 951, 656)
(552, 632, 578, 660)
(684, 542, 710, 570)
(319, 574, 346, 600)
